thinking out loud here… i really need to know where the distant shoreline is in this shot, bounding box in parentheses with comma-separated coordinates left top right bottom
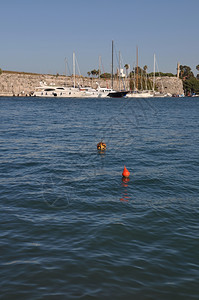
(0, 70, 184, 97)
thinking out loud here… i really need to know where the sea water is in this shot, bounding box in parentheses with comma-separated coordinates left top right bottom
(0, 96, 199, 299)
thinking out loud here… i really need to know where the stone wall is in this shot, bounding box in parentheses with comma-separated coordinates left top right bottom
(155, 76, 184, 96)
(0, 71, 184, 96)
(0, 72, 113, 96)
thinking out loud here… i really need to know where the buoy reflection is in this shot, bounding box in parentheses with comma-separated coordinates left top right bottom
(122, 177, 130, 185)
(120, 177, 130, 202)
(97, 150, 106, 156)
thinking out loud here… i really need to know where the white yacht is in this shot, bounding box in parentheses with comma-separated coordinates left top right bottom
(126, 90, 154, 98)
(32, 82, 83, 98)
(97, 87, 115, 98)
(153, 91, 172, 98)
(32, 82, 128, 98)
(79, 87, 99, 97)
(32, 84, 109, 98)
(96, 84, 128, 98)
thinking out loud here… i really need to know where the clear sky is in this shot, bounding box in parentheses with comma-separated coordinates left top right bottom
(0, 0, 198, 76)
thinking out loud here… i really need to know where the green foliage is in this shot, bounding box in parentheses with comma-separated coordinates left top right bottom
(100, 73, 111, 79)
(148, 72, 175, 77)
(0, 68, 2, 75)
(90, 69, 99, 77)
(143, 65, 148, 72)
(130, 66, 175, 78)
(196, 65, 199, 80)
(179, 65, 199, 94)
(179, 65, 194, 79)
(183, 77, 199, 95)
(129, 76, 154, 91)
(130, 66, 145, 76)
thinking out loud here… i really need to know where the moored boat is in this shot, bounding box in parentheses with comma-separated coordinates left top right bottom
(126, 90, 153, 98)
(32, 83, 83, 98)
(108, 91, 128, 98)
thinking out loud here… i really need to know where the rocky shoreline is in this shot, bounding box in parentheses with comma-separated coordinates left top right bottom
(0, 71, 184, 97)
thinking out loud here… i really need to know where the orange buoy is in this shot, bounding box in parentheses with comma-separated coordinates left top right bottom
(122, 166, 130, 178)
(97, 141, 106, 151)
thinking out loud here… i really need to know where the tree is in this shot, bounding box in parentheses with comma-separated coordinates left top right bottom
(0, 68, 2, 75)
(183, 77, 199, 95)
(91, 69, 97, 78)
(124, 64, 129, 77)
(95, 69, 99, 77)
(87, 71, 91, 77)
(196, 65, 199, 80)
(148, 72, 175, 77)
(143, 65, 148, 74)
(179, 65, 194, 79)
(129, 66, 143, 77)
(100, 73, 111, 79)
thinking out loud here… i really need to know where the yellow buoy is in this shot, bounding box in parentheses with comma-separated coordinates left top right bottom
(97, 141, 106, 151)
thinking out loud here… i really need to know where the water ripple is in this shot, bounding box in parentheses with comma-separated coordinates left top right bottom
(0, 97, 199, 299)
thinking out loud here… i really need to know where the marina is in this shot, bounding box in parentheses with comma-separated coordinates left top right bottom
(0, 45, 185, 98)
(31, 82, 129, 98)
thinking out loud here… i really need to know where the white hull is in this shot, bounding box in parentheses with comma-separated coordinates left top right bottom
(126, 91, 154, 98)
(153, 92, 172, 98)
(32, 86, 100, 98)
(32, 84, 118, 98)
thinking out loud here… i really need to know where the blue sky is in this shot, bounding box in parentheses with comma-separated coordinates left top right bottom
(0, 0, 198, 76)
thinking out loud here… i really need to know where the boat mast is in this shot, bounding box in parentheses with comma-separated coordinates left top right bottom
(153, 53, 155, 92)
(119, 50, 121, 91)
(65, 57, 67, 86)
(99, 55, 101, 79)
(112, 40, 114, 89)
(73, 52, 75, 88)
(136, 46, 139, 91)
(65, 57, 67, 76)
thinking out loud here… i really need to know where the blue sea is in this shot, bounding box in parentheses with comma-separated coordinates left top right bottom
(0, 96, 199, 299)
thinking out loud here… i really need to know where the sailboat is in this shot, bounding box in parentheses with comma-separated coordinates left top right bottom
(152, 54, 172, 98)
(127, 47, 153, 98)
(107, 41, 129, 98)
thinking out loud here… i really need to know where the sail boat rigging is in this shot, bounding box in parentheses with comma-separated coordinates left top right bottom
(108, 40, 128, 98)
(127, 46, 153, 98)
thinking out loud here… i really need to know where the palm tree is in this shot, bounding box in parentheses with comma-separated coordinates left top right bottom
(124, 64, 129, 89)
(143, 65, 148, 73)
(87, 71, 91, 78)
(143, 65, 148, 89)
(95, 69, 99, 78)
(124, 64, 129, 78)
(91, 69, 97, 78)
